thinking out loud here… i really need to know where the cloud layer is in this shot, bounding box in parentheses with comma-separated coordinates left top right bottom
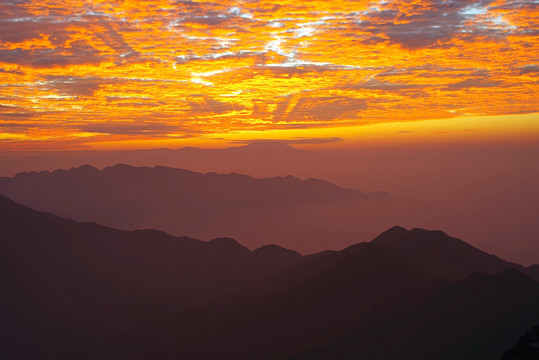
(0, 0, 537, 148)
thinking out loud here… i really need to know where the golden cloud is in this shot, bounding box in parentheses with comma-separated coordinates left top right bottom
(0, 0, 537, 149)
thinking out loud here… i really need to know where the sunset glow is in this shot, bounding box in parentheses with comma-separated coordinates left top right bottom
(1, 0, 538, 150)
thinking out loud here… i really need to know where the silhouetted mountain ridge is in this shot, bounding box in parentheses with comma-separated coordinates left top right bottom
(0, 193, 305, 308)
(1, 193, 538, 359)
(0, 163, 454, 253)
(253, 244, 302, 260)
(2, 141, 538, 265)
(372, 225, 538, 281)
(154, 242, 539, 360)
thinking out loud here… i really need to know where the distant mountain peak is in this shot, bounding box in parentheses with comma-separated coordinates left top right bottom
(105, 163, 162, 172)
(107, 163, 135, 169)
(253, 244, 302, 258)
(50, 164, 100, 178)
(372, 226, 455, 246)
(63, 164, 100, 173)
(208, 236, 240, 245)
(373, 225, 409, 240)
(77, 164, 99, 171)
(388, 225, 407, 232)
(12, 164, 100, 179)
(370, 225, 532, 281)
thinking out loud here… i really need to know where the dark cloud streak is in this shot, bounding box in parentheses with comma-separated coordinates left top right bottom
(355, 0, 500, 49)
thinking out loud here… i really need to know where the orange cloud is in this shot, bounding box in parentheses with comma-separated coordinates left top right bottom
(0, 0, 537, 149)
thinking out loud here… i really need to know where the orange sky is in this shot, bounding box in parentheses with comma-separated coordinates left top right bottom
(0, 0, 538, 150)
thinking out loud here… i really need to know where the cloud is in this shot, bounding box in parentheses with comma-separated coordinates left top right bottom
(519, 65, 539, 75)
(0, 3, 140, 68)
(0, 0, 537, 148)
(41, 75, 113, 97)
(0, 6, 63, 43)
(0, 67, 24, 75)
(275, 95, 367, 122)
(341, 77, 423, 91)
(0, 108, 35, 120)
(77, 122, 181, 135)
(444, 77, 502, 90)
(188, 97, 246, 114)
(173, 2, 255, 34)
(489, 0, 539, 35)
(355, 0, 501, 49)
(0, 113, 33, 118)
(0, 43, 105, 68)
(0, 121, 30, 128)
(92, 18, 142, 63)
(377, 64, 483, 77)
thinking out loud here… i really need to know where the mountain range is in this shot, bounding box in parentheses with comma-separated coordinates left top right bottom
(2, 142, 538, 265)
(0, 163, 457, 253)
(0, 142, 313, 178)
(1, 193, 538, 359)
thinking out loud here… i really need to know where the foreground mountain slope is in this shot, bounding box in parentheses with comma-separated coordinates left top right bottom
(0, 164, 452, 252)
(1, 194, 537, 360)
(271, 269, 539, 360)
(155, 242, 434, 360)
(141, 245, 539, 360)
(0, 194, 305, 358)
(501, 325, 539, 360)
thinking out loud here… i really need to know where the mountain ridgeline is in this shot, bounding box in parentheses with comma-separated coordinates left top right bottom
(0, 163, 454, 253)
(1, 193, 538, 359)
(2, 141, 538, 266)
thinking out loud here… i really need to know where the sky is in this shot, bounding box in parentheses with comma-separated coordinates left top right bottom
(0, 0, 538, 150)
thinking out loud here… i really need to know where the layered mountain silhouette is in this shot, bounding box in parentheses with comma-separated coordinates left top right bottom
(0, 142, 314, 178)
(0, 164, 456, 253)
(0, 193, 304, 358)
(1, 193, 538, 359)
(2, 141, 538, 265)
